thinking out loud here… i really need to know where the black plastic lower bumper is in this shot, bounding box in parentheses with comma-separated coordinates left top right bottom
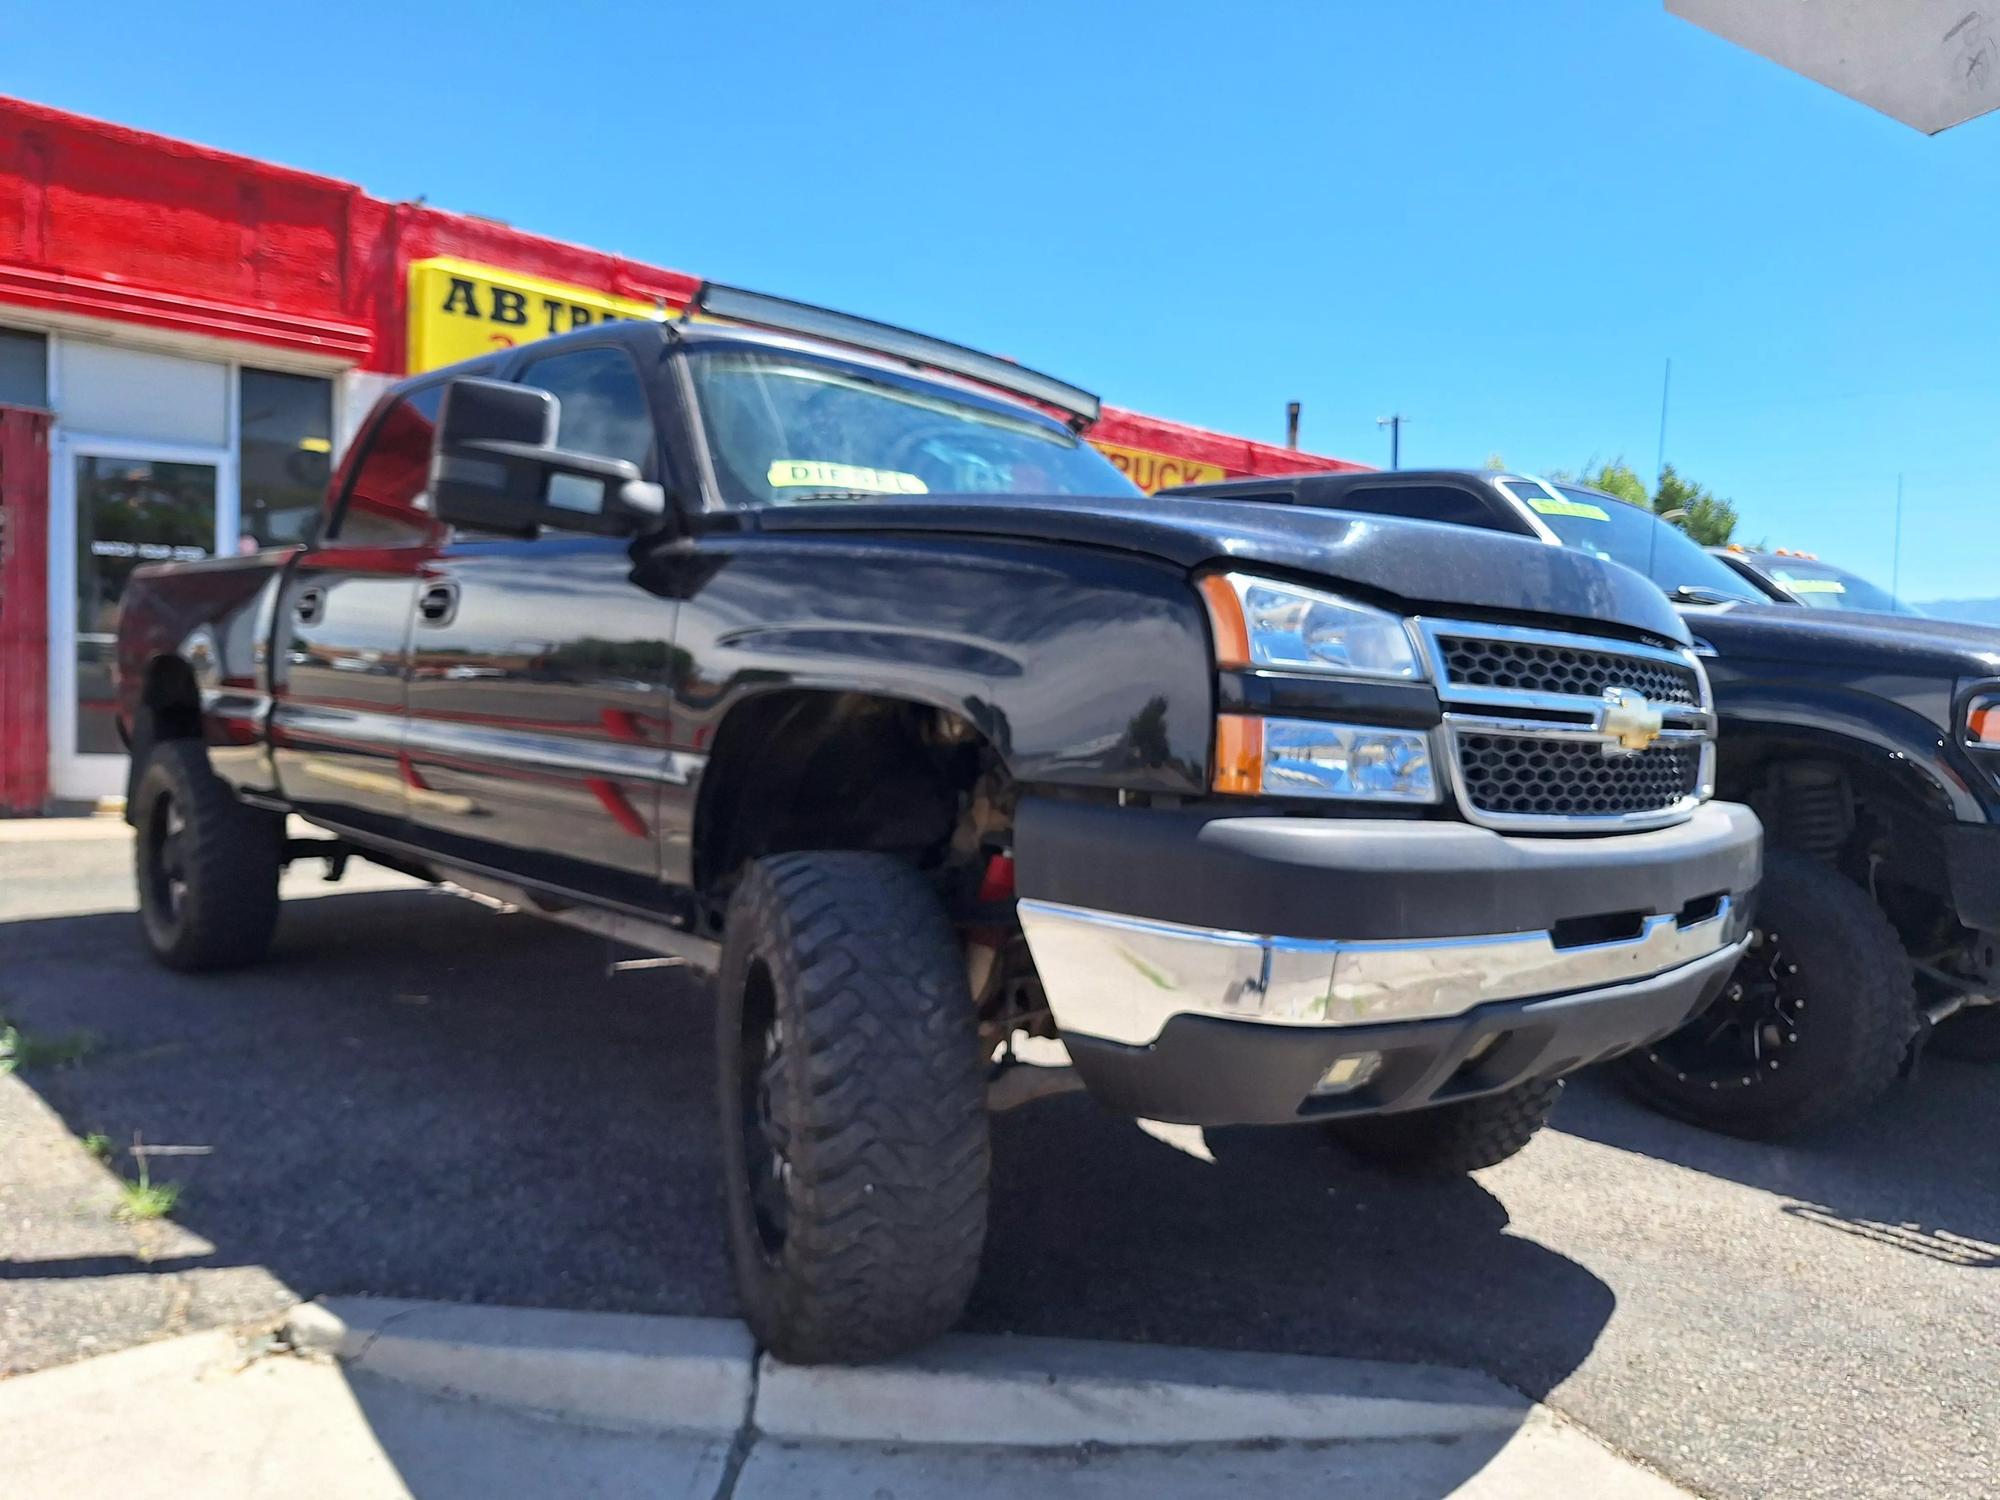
(1062, 942, 1742, 1127)
(1015, 797, 1763, 942)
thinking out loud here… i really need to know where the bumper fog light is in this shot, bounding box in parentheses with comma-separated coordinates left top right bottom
(1312, 1051, 1384, 1096)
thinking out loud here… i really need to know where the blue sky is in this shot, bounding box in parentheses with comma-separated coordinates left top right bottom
(9, 1, 1998, 601)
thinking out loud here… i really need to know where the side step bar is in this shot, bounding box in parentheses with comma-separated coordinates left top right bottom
(441, 870, 723, 973)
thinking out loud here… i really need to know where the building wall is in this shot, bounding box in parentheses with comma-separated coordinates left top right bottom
(0, 94, 703, 374)
(0, 406, 51, 809)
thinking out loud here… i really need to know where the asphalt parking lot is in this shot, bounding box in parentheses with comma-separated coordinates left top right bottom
(3, 824, 1995, 1500)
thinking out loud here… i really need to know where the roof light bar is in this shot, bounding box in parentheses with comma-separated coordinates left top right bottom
(690, 282, 1101, 427)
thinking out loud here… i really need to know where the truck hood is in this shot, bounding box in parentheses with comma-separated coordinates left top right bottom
(752, 494, 1690, 644)
(1685, 600, 2000, 677)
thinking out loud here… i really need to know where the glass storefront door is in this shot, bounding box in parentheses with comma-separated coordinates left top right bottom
(49, 439, 233, 801)
(72, 456, 219, 754)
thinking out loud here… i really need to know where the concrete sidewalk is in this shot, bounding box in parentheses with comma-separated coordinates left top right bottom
(1, 1298, 1694, 1498)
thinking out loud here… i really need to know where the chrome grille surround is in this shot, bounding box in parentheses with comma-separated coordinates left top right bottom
(1413, 619, 1715, 833)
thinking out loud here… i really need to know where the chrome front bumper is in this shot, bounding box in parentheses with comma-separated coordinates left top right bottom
(1018, 896, 1748, 1048)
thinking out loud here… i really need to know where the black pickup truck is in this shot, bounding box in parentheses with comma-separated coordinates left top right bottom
(113, 289, 1759, 1362)
(1169, 468, 2000, 1135)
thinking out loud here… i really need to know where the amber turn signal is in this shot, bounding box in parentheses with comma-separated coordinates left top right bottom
(1213, 714, 1265, 795)
(1198, 574, 1251, 669)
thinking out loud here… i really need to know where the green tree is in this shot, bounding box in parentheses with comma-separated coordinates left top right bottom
(1551, 458, 1740, 547)
(1575, 460, 1649, 509)
(1651, 463, 1739, 547)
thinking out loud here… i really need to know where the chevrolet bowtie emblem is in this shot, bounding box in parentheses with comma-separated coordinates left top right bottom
(1599, 687, 1665, 753)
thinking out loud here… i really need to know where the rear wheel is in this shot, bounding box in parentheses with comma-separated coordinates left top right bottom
(132, 740, 283, 971)
(715, 852, 989, 1364)
(1614, 851, 1916, 1137)
(1328, 1078, 1563, 1175)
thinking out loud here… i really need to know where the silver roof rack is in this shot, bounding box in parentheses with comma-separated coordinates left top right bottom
(690, 282, 1101, 428)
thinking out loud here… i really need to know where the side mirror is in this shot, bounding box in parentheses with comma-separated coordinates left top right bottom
(428, 377, 668, 539)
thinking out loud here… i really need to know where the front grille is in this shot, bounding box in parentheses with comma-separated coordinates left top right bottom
(1456, 732, 1703, 819)
(1438, 635, 1701, 707)
(1420, 618, 1712, 830)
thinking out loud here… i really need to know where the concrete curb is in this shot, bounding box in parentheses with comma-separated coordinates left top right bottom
(755, 1333, 1526, 1446)
(283, 1297, 1527, 1448)
(284, 1298, 754, 1436)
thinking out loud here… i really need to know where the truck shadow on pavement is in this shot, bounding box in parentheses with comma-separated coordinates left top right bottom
(6, 885, 1610, 1417)
(1552, 1065, 2000, 1269)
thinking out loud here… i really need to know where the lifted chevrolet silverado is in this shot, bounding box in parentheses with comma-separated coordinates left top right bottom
(1169, 468, 2000, 1135)
(115, 290, 1759, 1361)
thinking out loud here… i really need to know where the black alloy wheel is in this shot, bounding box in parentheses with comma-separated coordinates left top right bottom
(1649, 926, 1808, 1091)
(1614, 851, 1916, 1138)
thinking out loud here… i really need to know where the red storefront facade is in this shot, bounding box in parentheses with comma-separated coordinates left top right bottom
(0, 94, 1360, 810)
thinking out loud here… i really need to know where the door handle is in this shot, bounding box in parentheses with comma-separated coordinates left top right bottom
(293, 587, 326, 626)
(417, 581, 460, 626)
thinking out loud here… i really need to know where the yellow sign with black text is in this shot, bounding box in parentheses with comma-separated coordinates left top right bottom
(1091, 441, 1228, 494)
(407, 256, 671, 372)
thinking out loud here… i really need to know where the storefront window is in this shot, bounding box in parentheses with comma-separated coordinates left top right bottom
(0, 327, 47, 408)
(238, 368, 333, 550)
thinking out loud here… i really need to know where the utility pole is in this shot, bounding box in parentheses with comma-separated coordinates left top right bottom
(1377, 413, 1407, 470)
(1285, 402, 1301, 450)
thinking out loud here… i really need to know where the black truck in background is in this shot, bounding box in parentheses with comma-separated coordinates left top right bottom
(1168, 468, 2000, 1136)
(112, 290, 1760, 1363)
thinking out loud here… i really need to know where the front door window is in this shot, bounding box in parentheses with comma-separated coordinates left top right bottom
(74, 456, 217, 754)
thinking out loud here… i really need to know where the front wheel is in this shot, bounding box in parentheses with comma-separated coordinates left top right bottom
(1614, 851, 1917, 1138)
(1327, 1078, 1563, 1175)
(132, 740, 283, 971)
(715, 852, 990, 1364)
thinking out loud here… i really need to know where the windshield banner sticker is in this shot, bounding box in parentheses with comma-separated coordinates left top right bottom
(1775, 575, 1846, 593)
(767, 461, 929, 495)
(1527, 495, 1611, 521)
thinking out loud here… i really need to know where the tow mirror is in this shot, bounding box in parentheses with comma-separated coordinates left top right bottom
(429, 376, 668, 539)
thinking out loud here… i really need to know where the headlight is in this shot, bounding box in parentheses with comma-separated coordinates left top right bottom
(1215, 714, 1438, 802)
(1199, 573, 1423, 680)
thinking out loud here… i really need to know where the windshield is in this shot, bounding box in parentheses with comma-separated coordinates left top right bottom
(686, 346, 1140, 508)
(1751, 556, 1920, 615)
(1507, 479, 1767, 604)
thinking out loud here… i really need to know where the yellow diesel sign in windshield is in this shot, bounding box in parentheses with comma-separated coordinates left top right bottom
(767, 461, 928, 495)
(1527, 494, 1611, 522)
(408, 257, 669, 372)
